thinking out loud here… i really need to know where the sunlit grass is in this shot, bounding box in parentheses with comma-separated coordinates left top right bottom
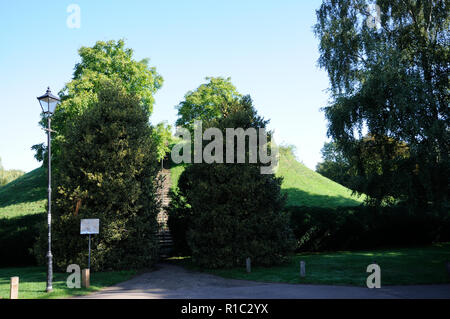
(0, 167, 47, 219)
(277, 148, 364, 207)
(0, 266, 136, 299)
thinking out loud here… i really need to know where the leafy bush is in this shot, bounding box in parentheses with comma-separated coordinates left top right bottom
(287, 204, 450, 252)
(33, 80, 161, 271)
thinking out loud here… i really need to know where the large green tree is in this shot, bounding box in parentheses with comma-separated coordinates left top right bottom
(315, 0, 449, 206)
(317, 136, 410, 203)
(171, 96, 294, 268)
(33, 80, 161, 271)
(32, 39, 164, 164)
(316, 141, 354, 189)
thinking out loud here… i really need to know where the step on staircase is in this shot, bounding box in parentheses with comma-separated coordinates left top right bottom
(156, 167, 173, 258)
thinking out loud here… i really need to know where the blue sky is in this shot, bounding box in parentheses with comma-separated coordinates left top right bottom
(0, 0, 331, 172)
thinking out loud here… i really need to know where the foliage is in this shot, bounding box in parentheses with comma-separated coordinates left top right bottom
(151, 121, 174, 161)
(33, 80, 161, 271)
(316, 136, 410, 204)
(32, 39, 163, 167)
(287, 204, 450, 252)
(175, 77, 242, 128)
(348, 135, 410, 204)
(170, 96, 295, 268)
(316, 142, 353, 189)
(315, 0, 449, 206)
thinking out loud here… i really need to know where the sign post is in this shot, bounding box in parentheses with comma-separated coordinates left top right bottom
(80, 219, 99, 269)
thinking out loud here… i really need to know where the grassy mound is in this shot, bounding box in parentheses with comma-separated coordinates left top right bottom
(277, 147, 363, 207)
(0, 167, 46, 266)
(0, 167, 47, 218)
(170, 147, 363, 208)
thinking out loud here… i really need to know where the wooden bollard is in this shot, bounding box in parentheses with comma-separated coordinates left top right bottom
(300, 261, 306, 277)
(446, 261, 450, 276)
(10, 277, 19, 299)
(246, 257, 251, 273)
(82, 269, 90, 288)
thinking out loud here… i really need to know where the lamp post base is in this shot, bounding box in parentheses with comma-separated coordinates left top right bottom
(46, 251, 53, 293)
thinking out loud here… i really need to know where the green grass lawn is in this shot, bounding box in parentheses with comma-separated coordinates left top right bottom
(0, 266, 136, 299)
(169, 243, 450, 287)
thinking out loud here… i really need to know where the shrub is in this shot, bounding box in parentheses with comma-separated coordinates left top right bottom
(33, 80, 161, 271)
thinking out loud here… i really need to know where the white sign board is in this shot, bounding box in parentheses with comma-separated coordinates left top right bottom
(80, 219, 99, 235)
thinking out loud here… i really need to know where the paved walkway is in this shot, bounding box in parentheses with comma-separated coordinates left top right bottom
(78, 263, 450, 299)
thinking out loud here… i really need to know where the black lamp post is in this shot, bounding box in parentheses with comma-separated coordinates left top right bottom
(37, 87, 60, 293)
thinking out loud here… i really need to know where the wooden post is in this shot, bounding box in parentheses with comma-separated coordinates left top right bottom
(300, 261, 306, 277)
(10, 277, 19, 299)
(446, 261, 450, 277)
(82, 269, 90, 288)
(246, 257, 251, 273)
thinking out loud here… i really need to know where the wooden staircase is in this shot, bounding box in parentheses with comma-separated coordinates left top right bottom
(156, 167, 173, 258)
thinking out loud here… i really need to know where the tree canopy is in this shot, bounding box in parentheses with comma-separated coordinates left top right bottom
(32, 39, 164, 163)
(175, 77, 242, 128)
(315, 0, 449, 206)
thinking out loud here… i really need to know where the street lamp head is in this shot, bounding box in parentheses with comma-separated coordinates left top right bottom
(37, 87, 60, 115)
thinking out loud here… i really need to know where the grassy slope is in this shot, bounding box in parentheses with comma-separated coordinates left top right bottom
(170, 148, 363, 208)
(0, 167, 47, 266)
(0, 167, 46, 219)
(0, 148, 362, 218)
(277, 148, 363, 207)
